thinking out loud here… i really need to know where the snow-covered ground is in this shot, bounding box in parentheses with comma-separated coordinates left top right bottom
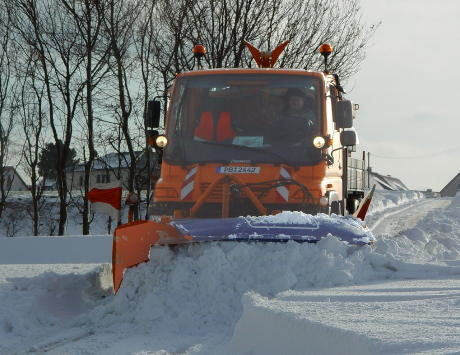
(1, 190, 459, 354)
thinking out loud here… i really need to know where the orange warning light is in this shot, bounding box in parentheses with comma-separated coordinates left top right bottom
(193, 44, 207, 56)
(319, 43, 333, 56)
(193, 44, 206, 69)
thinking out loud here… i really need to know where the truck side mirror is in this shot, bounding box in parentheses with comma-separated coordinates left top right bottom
(335, 100, 353, 129)
(340, 130, 356, 146)
(145, 100, 161, 128)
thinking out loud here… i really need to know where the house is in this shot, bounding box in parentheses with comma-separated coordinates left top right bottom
(369, 171, 409, 191)
(1, 166, 28, 191)
(440, 172, 460, 197)
(39, 179, 57, 191)
(65, 150, 160, 191)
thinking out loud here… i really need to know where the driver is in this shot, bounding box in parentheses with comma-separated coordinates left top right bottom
(277, 88, 318, 144)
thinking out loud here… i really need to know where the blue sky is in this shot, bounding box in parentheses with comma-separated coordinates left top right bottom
(351, 0, 460, 191)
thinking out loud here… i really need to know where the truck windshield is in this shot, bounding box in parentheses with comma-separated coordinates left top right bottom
(164, 73, 323, 165)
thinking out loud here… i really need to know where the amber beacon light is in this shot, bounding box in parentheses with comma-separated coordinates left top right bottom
(319, 43, 333, 56)
(319, 43, 333, 71)
(193, 44, 207, 69)
(193, 44, 207, 57)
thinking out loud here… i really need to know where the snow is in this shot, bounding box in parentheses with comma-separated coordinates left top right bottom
(0, 236, 111, 264)
(232, 279, 460, 355)
(1, 190, 460, 354)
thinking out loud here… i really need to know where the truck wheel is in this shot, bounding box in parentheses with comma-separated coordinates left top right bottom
(353, 199, 361, 213)
(346, 198, 361, 214)
(330, 201, 341, 215)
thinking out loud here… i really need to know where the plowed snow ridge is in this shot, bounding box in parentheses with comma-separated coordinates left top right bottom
(1, 190, 460, 354)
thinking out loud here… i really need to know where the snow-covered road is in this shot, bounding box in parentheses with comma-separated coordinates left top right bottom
(1, 191, 459, 355)
(232, 278, 460, 355)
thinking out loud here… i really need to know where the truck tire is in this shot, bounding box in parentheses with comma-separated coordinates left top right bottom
(346, 198, 360, 214)
(330, 201, 341, 215)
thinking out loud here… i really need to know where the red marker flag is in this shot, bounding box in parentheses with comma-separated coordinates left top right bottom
(353, 185, 376, 221)
(87, 181, 122, 220)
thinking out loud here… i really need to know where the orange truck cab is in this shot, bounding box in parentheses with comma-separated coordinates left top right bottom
(146, 67, 368, 218)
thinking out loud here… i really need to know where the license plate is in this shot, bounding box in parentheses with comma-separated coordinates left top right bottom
(218, 166, 261, 174)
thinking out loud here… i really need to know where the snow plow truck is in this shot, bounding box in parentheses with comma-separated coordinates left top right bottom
(112, 42, 373, 293)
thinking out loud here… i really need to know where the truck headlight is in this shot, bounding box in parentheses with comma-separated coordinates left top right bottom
(156, 135, 168, 148)
(319, 196, 329, 206)
(313, 136, 326, 149)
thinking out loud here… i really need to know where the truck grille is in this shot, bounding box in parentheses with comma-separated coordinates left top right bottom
(199, 182, 268, 200)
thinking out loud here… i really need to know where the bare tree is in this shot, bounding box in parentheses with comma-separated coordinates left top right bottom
(154, 0, 376, 82)
(133, 0, 163, 217)
(101, 0, 145, 218)
(263, 0, 378, 78)
(12, 0, 87, 234)
(61, 0, 111, 234)
(154, 0, 195, 74)
(16, 53, 47, 236)
(0, 2, 18, 217)
(185, 0, 269, 68)
(0, 0, 377, 232)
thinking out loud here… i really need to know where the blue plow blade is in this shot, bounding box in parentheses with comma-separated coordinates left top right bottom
(171, 214, 375, 246)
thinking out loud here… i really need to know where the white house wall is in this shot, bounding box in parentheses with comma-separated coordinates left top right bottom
(66, 169, 133, 191)
(4, 169, 28, 191)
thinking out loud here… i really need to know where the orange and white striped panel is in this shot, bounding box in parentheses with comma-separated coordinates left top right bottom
(180, 166, 197, 200)
(275, 167, 291, 202)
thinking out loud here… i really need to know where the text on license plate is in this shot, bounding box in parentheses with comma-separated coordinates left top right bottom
(217, 166, 261, 174)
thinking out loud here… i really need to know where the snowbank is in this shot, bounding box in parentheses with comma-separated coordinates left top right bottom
(0, 264, 112, 353)
(0, 233, 398, 353)
(231, 292, 377, 355)
(374, 191, 460, 264)
(0, 236, 112, 264)
(367, 189, 425, 216)
(232, 278, 460, 355)
(1, 191, 459, 354)
(230, 193, 460, 354)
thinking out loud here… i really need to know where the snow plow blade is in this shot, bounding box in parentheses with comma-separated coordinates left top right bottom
(112, 214, 374, 293)
(112, 220, 190, 292)
(171, 215, 373, 244)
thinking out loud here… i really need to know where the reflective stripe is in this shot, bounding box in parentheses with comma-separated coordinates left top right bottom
(181, 167, 197, 200)
(180, 181, 195, 200)
(276, 167, 291, 202)
(280, 167, 291, 180)
(276, 186, 289, 202)
(184, 166, 198, 181)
